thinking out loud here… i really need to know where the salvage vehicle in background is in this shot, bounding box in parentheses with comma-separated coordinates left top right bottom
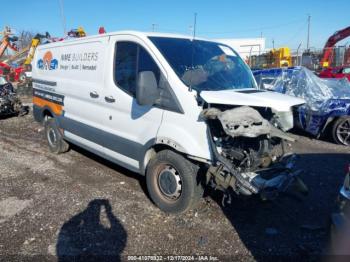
(32, 31, 306, 213)
(0, 76, 28, 117)
(319, 66, 350, 81)
(253, 67, 350, 146)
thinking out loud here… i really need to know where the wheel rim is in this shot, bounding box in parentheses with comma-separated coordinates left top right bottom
(47, 127, 57, 147)
(157, 165, 182, 201)
(336, 119, 350, 146)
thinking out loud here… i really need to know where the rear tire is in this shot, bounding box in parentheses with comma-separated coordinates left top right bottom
(44, 118, 69, 154)
(146, 150, 203, 214)
(332, 117, 350, 146)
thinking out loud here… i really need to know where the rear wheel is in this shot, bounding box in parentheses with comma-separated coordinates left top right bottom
(332, 117, 350, 146)
(44, 118, 69, 154)
(146, 150, 203, 214)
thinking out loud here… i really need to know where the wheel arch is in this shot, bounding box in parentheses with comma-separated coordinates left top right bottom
(42, 107, 54, 119)
(330, 115, 350, 145)
(140, 141, 210, 176)
(33, 105, 55, 124)
(320, 116, 336, 136)
(140, 143, 185, 175)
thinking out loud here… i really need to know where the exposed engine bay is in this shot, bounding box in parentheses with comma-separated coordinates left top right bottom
(201, 105, 307, 200)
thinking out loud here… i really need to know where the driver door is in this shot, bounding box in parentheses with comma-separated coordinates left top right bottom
(100, 36, 165, 171)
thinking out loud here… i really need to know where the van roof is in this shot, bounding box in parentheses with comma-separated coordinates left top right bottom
(40, 30, 210, 47)
(87, 30, 208, 40)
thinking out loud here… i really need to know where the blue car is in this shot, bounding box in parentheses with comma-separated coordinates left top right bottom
(253, 67, 350, 146)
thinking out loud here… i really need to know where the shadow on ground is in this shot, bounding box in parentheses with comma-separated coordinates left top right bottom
(210, 153, 349, 261)
(56, 199, 127, 262)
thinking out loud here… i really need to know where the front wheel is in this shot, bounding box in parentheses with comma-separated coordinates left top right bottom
(332, 117, 350, 146)
(146, 150, 204, 214)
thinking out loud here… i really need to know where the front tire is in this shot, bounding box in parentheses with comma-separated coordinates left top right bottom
(146, 150, 203, 214)
(44, 118, 69, 154)
(332, 117, 350, 146)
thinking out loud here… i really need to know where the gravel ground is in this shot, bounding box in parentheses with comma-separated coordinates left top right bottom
(0, 105, 349, 261)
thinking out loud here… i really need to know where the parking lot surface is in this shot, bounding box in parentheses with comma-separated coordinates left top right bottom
(0, 112, 349, 261)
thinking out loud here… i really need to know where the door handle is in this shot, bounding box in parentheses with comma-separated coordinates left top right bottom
(90, 91, 99, 98)
(105, 96, 116, 103)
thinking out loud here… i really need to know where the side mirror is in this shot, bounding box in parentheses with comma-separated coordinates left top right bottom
(136, 71, 159, 106)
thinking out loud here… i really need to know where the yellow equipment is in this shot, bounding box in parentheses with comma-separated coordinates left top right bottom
(67, 27, 86, 38)
(248, 47, 292, 69)
(77, 27, 86, 37)
(24, 38, 40, 65)
(23, 32, 51, 65)
(271, 47, 292, 68)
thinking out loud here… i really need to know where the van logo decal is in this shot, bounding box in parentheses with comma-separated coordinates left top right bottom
(37, 51, 58, 70)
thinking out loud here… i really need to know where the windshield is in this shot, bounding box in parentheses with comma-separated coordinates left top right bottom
(149, 37, 257, 91)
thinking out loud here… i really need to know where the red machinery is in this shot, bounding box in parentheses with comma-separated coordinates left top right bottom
(0, 26, 24, 81)
(0, 62, 25, 82)
(1, 29, 54, 82)
(319, 66, 350, 81)
(321, 26, 350, 68)
(0, 26, 18, 58)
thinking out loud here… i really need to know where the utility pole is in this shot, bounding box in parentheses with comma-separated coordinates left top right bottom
(189, 25, 193, 35)
(296, 42, 302, 66)
(151, 24, 157, 32)
(307, 14, 311, 50)
(272, 39, 275, 49)
(58, 0, 67, 35)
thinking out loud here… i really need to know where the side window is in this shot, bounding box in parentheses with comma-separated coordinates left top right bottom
(138, 47, 161, 84)
(115, 42, 138, 96)
(114, 41, 161, 97)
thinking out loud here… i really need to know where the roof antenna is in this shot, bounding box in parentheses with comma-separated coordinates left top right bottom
(58, 0, 67, 35)
(192, 12, 197, 40)
(189, 12, 197, 92)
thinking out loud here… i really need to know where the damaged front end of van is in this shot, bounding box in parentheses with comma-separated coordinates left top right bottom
(199, 93, 308, 201)
(151, 36, 308, 204)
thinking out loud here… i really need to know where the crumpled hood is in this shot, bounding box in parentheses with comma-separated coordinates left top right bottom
(200, 89, 305, 112)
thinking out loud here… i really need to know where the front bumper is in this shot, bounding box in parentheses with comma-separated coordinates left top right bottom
(240, 154, 307, 199)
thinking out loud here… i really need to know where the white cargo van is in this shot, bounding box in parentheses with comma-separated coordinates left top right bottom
(32, 31, 305, 213)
